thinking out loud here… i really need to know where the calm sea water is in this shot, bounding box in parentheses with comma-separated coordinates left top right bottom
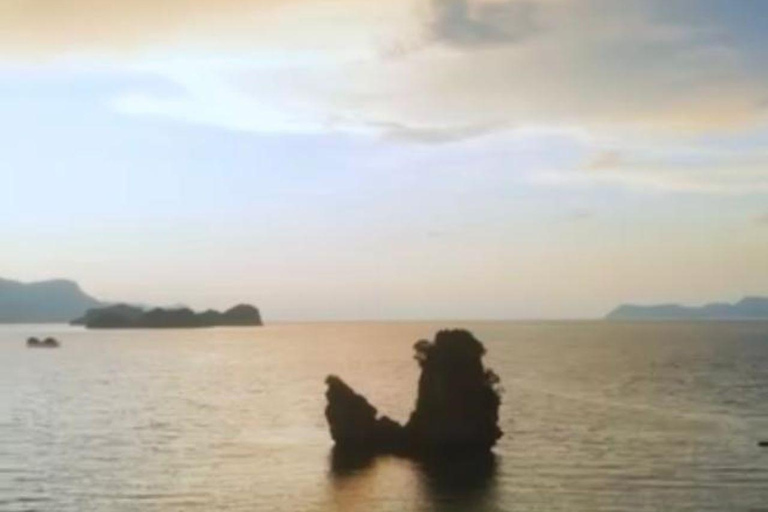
(1, 321, 767, 512)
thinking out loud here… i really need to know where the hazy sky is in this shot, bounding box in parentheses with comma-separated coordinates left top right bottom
(2, 0, 767, 320)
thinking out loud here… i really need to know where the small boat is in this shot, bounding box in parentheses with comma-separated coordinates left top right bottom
(27, 337, 60, 348)
(759, 441, 768, 448)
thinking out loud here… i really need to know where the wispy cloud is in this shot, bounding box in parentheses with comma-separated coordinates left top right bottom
(536, 150, 768, 195)
(374, 121, 505, 143)
(429, 0, 540, 47)
(585, 151, 623, 172)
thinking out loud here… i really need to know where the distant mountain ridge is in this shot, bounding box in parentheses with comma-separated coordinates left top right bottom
(606, 296, 768, 321)
(0, 278, 103, 323)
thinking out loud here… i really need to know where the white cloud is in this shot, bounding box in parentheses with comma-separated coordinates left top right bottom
(5, 0, 768, 195)
(104, 0, 767, 140)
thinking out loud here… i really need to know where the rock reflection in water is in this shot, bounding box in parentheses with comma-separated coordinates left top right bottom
(328, 447, 500, 512)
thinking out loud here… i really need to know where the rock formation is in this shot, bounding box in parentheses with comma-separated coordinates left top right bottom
(27, 336, 60, 348)
(407, 330, 502, 451)
(324, 329, 502, 456)
(325, 376, 406, 452)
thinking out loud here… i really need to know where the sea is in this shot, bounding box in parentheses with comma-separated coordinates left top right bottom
(1, 321, 767, 512)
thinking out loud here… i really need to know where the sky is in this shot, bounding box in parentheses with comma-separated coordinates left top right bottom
(1, 0, 767, 320)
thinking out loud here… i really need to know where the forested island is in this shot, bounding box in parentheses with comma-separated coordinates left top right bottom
(71, 304, 262, 329)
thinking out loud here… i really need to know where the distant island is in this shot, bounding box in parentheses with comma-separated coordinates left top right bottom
(71, 304, 262, 329)
(0, 278, 103, 323)
(606, 296, 768, 321)
(0, 277, 263, 328)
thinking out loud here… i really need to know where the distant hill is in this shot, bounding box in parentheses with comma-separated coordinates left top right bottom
(606, 297, 768, 321)
(0, 278, 103, 323)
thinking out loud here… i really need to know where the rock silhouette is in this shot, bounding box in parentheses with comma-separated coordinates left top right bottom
(73, 303, 263, 329)
(27, 336, 60, 348)
(407, 330, 502, 451)
(325, 329, 502, 456)
(325, 376, 406, 452)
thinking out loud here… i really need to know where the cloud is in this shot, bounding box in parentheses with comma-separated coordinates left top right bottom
(585, 151, 622, 171)
(0, 0, 267, 54)
(4, 0, 768, 207)
(373, 121, 506, 143)
(535, 150, 768, 194)
(96, 0, 767, 142)
(429, 0, 541, 47)
(0, 0, 420, 58)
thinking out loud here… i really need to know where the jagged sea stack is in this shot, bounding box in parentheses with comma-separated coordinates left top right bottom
(324, 329, 502, 456)
(405, 329, 502, 452)
(325, 376, 406, 452)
